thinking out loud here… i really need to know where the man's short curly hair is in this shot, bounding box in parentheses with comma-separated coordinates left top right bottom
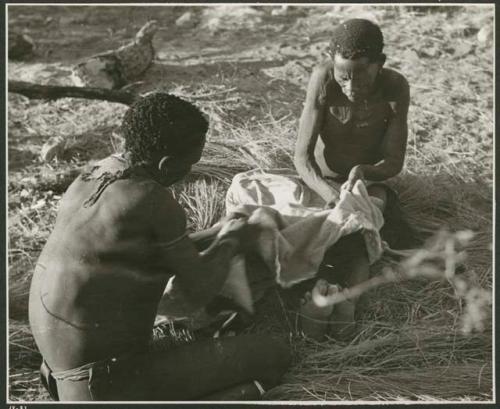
(122, 92, 209, 164)
(328, 18, 384, 61)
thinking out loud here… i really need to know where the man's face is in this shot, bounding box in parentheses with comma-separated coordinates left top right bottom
(160, 138, 205, 185)
(333, 54, 382, 103)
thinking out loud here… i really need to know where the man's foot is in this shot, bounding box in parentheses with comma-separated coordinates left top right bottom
(299, 279, 340, 341)
(328, 299, 356, 341)
(203, 381, 265, 401)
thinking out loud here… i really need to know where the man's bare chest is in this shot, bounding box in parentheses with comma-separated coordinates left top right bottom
(321, 98, 394, 145)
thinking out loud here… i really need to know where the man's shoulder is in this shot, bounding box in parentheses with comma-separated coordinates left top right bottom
(101, 179, 186, 237)
(380, 68, 410, 99)
(82, 176, 178, 221)
(137, 181, 187, 239)
(113, 178, 178, 208)
(308, 60, 338, 103)
(312, 60, 335, 77)
(310, 60, 336, 87)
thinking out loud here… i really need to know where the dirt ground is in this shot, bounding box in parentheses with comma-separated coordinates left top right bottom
(7, 4, 494, 403)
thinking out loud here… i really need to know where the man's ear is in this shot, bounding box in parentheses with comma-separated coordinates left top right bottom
(158, 155, 171, 172)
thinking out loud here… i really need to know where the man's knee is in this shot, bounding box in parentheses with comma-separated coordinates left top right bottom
(367, 183, 387, 209)
(320, 232, 368, 284)
(259, 336, 291, 386)
(270, 337, 292, 370)
(239, 334, 291, 382)
(329, 232, 366, 258)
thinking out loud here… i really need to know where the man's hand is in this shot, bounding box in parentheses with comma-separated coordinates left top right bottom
(342, 165, 365, 192)
(323, 196, 339, 209)
(217, 218, 261, 253)
(218, 211, 248, 224)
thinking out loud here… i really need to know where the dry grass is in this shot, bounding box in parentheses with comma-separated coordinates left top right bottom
(265, 320, 492, 400)
(7, 4, 493, 402)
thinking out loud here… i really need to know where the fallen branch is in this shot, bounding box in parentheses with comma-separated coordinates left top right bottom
(8, 80, 138, 106)
(313, 229, 491, 335)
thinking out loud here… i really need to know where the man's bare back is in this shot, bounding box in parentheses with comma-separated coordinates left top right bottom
(29, 156, 186, 370)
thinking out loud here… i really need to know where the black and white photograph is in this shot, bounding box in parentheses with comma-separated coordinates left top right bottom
(6, 2, 495, 404)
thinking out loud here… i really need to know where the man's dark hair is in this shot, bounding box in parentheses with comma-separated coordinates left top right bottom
(328, 18, 384, 61)
(122, 92, 209, 164)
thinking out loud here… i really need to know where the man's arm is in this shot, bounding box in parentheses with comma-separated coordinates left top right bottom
(150, 187, 242, 311)
(294, 66, 341, 204)
(354, 76, 410, 182)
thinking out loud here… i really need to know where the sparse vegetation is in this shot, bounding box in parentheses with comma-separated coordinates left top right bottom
(7, 4, 493, 402)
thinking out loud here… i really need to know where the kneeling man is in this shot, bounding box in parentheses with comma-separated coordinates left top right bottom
(294, 19, 410, 340)
(29, 93, 291, 401)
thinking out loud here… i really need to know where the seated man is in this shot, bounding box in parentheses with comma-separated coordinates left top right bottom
(29, 93, 291, 401)
(294, 19, 410, 340)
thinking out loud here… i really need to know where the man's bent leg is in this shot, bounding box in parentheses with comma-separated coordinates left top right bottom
(143, 334, 291, 400)
(81, 334, 291, 401)
(367, 183, 387, 212)
(318, 232, 369, 286)
(318, 232, 370, 340)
